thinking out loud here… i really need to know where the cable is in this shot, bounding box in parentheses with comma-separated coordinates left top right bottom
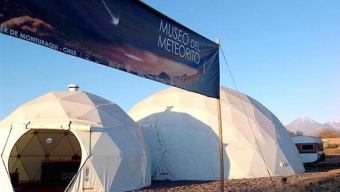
(220, 45, 278, 192)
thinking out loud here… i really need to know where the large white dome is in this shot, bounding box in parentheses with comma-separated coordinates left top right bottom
(128, 86, 305, 180)
(0, 89, 151, 192)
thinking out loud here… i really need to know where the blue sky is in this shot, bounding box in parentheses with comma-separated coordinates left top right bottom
(0, 0, 339, 124)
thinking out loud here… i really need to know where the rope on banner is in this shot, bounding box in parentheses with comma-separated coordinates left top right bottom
(220, 45, 278, 192)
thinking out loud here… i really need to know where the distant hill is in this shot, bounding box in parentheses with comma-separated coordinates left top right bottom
(285, 116, 333, 136)
(325, 120, 340, 130)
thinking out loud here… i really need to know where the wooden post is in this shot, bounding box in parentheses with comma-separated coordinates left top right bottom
(216, 39, 224, 192)
(217, 99, 224, 191)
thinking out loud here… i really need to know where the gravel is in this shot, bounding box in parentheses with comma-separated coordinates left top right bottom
(136, 161, 340, 192)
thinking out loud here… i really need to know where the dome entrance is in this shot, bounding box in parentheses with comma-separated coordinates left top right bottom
(9, 129, 82, 191)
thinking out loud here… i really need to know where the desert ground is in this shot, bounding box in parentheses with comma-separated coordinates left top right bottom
(137, 155, 340, 192)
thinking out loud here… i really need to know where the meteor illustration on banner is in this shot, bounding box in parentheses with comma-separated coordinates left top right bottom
(0, 0, 220, 98)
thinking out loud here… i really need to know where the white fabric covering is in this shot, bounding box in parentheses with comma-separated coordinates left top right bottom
(128, 87, 305, 180)
(0, 91, 150, 192)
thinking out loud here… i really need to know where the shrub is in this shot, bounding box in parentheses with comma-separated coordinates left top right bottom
(315, 130, 340, 138)
(325, 143, 340, 149)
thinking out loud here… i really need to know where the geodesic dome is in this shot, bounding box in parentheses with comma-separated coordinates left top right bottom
(128, 86, 305, 180)
(0, 87, 151, 192)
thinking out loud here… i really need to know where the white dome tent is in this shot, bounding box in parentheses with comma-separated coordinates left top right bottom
(128, 86, 305, 180)
(0, 85, 151, 192)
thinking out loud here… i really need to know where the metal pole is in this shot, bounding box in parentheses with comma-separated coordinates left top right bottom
(1, 127, 13, 176)
(216, 38, 224, 192)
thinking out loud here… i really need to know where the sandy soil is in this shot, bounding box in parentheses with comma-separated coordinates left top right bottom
(137, 155, 340, 192)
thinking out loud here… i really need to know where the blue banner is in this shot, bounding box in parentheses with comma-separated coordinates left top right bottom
(0, 0, 220, 98)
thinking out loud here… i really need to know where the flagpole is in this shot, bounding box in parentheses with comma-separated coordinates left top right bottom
(216, 39, 224, 192)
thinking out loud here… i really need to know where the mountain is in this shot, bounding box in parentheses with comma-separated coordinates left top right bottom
(285, 116, 333, 136)
(325, 120, 340, 130)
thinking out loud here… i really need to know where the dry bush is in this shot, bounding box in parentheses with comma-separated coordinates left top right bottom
(325, 148, 340, 155)
(323, 137, 340, 154)
(326, 143, 340, 149)
(315, 129, 340, 138)
(296, 131, 304, 136)
(287, 130, 304, 136)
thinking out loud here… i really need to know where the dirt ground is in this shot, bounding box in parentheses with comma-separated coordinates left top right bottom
(137, 155, 340, 192)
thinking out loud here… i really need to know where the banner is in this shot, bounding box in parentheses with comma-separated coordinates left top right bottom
(0, 0, 220, 98)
